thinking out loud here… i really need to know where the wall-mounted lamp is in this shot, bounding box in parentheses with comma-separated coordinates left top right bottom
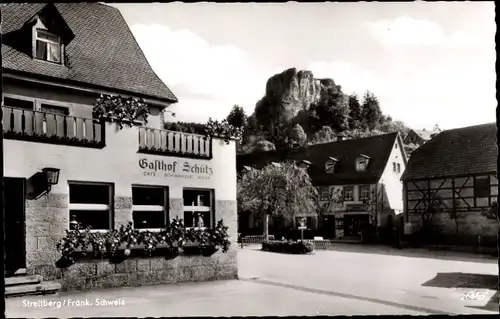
(42, 167, 60, 192)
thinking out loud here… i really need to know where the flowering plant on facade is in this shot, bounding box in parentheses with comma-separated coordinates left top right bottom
(208, 219, 231, 252)
(139, 231, 160, 256)
(204, 118, 243, 144)
(93, 94, 150, 129)
(56, 226, 82, 258)
(104, 229, 122, 257)
(88, 232, 108, 258)
(119, 222, 140, 249)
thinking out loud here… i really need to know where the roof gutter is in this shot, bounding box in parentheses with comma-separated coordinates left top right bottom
(2, 68, 178, 108)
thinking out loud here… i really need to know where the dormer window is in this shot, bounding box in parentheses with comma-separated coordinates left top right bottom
(325, 157, 339, 174)
(35, 29, 62, 64)
(298, 160, 311, 171)
(355, 155, 370, 172)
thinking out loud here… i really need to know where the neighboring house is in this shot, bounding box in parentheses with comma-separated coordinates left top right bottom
(237, 132, 407, 240)
(404, 128, 439, 146)
(1, 3, 237, 294)
(401, 123, 498, 244)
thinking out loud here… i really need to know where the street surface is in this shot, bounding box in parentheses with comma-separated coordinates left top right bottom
(239, 243, 498, 315)
(6, 244, 498, 316)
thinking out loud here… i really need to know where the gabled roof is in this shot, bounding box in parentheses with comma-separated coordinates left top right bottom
(409, 129, 437, 141)
(401, 123, 497, 181)
(1, 3, 177, 104)
(237, 132, 400, 186)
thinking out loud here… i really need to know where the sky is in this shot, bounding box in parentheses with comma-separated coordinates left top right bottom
(113, 2, 496, 130)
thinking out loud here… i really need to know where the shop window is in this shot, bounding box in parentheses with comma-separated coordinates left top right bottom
(132, 185, 168, 230)
(183, 189, 214, 228)
(343, 186, 354, 201)
(69, 182, 113, 231)
(359, 185, 370, 201)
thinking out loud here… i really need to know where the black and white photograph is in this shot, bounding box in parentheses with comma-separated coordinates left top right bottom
(0, 1, 497, 317)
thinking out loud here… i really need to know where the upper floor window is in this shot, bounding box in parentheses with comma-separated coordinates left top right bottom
(343, 186, 354, 201)
(474, 176, 490, 198)
(397, 163, 401, 174)
(3, 97, 35, 110)
(393, 162, 397, 172)
(318, 186, 330, 201)
(355, 155, 370, 172)
(359, 185, 370, 201)
(35, 29, 62, 64)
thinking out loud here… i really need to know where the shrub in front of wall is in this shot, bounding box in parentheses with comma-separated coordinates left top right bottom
(261, 240, 314, 254)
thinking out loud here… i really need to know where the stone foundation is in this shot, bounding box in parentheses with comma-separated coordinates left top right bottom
(24, 193, 238, 291)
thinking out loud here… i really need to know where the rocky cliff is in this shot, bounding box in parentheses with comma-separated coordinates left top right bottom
(261, 68, 342, 122)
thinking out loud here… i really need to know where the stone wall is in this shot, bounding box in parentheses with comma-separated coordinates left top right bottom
(25, 193, 238, 291)
(58, 250, 237, 292)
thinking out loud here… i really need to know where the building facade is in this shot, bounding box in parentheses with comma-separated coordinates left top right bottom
(2, 3, 237, 292)
(401, 123, 498, 246)
(238, 132, 407, 240)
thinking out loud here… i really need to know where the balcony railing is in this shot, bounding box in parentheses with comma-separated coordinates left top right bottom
(138, 127, 212, 159)
(2, 106, 105, 148)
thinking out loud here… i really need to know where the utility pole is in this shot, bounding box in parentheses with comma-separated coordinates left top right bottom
(0, 8, 6, 317)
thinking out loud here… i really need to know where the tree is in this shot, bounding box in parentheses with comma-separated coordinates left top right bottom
(347, 94, 363, 130)
(361, 91, 382, 130)
(254, 140, 276, 152)
(310, 88, 350, 132)
(226, 105, 247, 129)
(237, 161, 318, 240)
(289, 124, 307, 148)
(316, 187, 343, 226)
(310, 126, 337, 145)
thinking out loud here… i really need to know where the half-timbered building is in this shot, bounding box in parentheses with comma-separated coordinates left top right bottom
(401, 123, 498, 244)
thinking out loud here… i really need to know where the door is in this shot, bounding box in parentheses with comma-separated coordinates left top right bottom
(4, 177, 27, 273)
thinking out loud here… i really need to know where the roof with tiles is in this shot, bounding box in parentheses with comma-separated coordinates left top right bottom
(1, 3, 177, 103)
(237, 132, 400, 186)
(401, 122, 497, 181)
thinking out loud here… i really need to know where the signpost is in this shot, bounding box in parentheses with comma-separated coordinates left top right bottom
(298, 218, 307, 241)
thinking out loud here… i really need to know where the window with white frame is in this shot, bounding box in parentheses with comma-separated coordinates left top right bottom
(359, 185, 370, 201)
(183, 189, 214, 228)
(343, 186, 354, 201)
(69, 182, 113, 231)
(355, 157, 369, 172)
(132, 185, 169, 230)
(34, 29, 62, 64)
(319, 186, 330, 201)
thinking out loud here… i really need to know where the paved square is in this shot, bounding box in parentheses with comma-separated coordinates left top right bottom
(6, 244, 498, 316)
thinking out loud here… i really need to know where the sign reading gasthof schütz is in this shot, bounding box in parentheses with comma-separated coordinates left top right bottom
(139, 158, 213, 180)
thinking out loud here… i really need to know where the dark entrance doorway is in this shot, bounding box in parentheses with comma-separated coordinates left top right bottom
(319, 216, 336, 239)
(4, 177, 27, 274)
(344, 214, 369, 238)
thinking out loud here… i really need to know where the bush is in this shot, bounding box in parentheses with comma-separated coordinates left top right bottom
(261, 240, 314, 254)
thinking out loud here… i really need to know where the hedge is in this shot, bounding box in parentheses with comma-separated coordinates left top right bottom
(261, 240, 314, 254)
